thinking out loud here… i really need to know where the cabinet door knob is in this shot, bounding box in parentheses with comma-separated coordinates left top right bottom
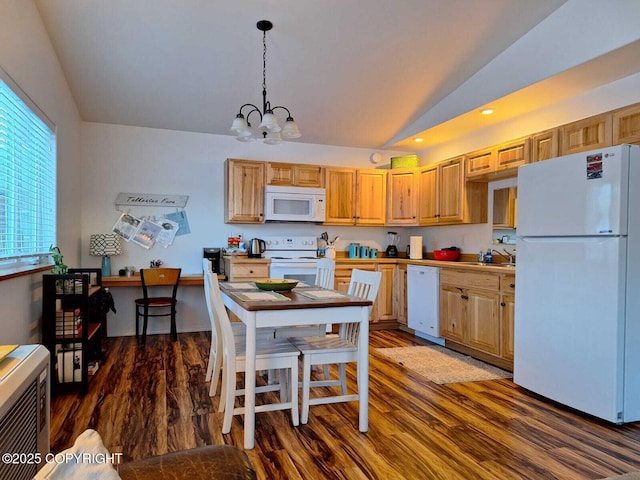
(500, 302, 506, 307)
(461, 294, 469, 300)
(249, 270, 254, 274)
(510, 283, 515, 288)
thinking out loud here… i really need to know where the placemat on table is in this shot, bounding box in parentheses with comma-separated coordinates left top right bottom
(224, 282, 259, 290)
(298, 290, 349, 299)
(235, 291, 291, 301)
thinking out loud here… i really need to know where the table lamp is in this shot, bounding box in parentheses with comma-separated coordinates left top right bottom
(89, 233, 122, 277)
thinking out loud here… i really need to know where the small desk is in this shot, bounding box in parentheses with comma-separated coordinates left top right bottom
(102, 274, 223, 288)
(219, 283, 372, 450)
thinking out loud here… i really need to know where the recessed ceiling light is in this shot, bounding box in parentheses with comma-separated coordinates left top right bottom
(414, 137, 424, 143)
(481, 108, 494, 115)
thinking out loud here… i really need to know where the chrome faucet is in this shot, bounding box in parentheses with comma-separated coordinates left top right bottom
(492, 249, 516, 264)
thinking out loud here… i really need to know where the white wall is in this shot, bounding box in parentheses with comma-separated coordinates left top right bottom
(0, 0, 82, 344)
(79, 122, 409, 336)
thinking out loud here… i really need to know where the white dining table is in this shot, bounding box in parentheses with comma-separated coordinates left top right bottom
(219, 282, 373, 449)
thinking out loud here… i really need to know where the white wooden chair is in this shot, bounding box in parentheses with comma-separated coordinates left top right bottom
(202, 260, 275, 398)
(203, 266, 300, 432)
(290, 268, 381, 424)
(273, 258, 336, 339)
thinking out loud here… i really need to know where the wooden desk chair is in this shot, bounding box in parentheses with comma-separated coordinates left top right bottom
(202, 260, 274, 398)
(203, 267, 300, 432)
(290, 268, 381, 424)
(135, 267, 181, 346)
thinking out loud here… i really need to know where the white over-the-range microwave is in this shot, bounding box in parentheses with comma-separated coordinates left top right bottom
(264, 185, 326, 222)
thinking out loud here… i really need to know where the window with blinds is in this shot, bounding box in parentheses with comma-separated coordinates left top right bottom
(0, 71, 57, 264)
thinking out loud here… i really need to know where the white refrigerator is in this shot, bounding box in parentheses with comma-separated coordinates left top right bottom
(515, 144, 640, 424)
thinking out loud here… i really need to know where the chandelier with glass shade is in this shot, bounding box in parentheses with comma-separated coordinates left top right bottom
(230, 20, 301, 145)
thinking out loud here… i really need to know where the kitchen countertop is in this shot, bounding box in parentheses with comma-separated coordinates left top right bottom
(334, 256, 516, 273)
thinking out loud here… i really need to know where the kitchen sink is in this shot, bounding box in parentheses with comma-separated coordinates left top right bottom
(457, 262, 516, 268)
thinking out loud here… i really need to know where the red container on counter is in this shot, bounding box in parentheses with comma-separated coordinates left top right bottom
(433, 249, 461, 261)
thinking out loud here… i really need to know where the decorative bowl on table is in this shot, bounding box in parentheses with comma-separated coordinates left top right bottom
(433, 248, 461, 261)
(254, 279, 298, 292)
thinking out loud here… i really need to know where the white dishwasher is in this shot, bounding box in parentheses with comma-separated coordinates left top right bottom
(407, 265, 444, 345)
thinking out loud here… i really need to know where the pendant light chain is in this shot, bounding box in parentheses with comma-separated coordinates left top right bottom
(230, 20, 301, 144)
(262, 29, 268, 112)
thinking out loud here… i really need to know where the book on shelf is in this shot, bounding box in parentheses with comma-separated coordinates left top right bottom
(56, 309, 82, 335)
(88, 361, 99, 376)
(56, 325, 82, 337)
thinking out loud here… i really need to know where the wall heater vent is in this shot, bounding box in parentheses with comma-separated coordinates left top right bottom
(0, 345, 50, 480)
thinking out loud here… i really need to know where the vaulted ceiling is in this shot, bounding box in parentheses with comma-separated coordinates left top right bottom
(34, 1, 640, 151)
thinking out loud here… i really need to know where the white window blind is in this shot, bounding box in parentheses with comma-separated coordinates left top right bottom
(0, 70, 57, 262)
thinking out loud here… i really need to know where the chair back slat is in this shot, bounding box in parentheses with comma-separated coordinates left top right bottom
(340, 269, 382, 344)
(203, 260, 221, 353)
(315, 258, 335, 289)
(203, 265, 237, 362)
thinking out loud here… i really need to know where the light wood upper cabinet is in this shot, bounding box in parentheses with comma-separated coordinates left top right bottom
(493, 187, 517, 229)
(466, 137, 530, 180)
(417, 164, 438, 224)
(267, 162, 324, 187)
(324, 167, 356, 224)
(495, 137, 529, 172)
(439, 158, 465, 223)
(324, 168, 386, 225)
(225, 159, 265, 223)
(560, 112, 613, 155)
(613, 102, 640, 145)
(465, 147, 494, 179)
(419, 157, 487, 226)
(387, 168, 417, 225)
(356, 169, 387, 225)
(531, 129, 559, 162)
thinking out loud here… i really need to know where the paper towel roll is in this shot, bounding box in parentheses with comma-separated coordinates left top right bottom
(409, 236, 423, 259)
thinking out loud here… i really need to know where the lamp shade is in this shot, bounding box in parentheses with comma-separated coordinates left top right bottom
(89, 234, 122, 257)
(259, 111, 281, 132)
(263, 131, 282, 145)
(281, 117, 301, 139)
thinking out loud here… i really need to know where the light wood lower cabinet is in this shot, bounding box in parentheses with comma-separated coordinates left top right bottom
(223, 257, 270, 281)
(439, 268, 514, 370)
(395, 264, 407, 326)
(375, 264, 396, 322)
(335, 261, 396, 326)
(500, 273, 516, 361)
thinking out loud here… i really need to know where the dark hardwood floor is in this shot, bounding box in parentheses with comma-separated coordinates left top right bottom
(51, 330, 640, 479)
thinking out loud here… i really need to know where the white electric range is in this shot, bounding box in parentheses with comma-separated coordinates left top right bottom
(263, 236, 318, 284)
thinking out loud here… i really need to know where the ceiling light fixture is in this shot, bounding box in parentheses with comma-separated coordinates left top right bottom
(481, 108, 494, 115)
(230, 20, 301, 145)
(414, 137, 424, 143)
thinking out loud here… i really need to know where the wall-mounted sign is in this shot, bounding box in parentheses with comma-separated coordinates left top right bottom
(115, 193, 189, 208)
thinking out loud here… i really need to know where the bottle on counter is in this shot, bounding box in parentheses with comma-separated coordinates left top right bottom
(477, 251, 485, 262)
(485, 249, 493, 263)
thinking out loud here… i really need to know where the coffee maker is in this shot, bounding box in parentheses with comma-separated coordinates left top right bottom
(203, 248, 222, 273)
